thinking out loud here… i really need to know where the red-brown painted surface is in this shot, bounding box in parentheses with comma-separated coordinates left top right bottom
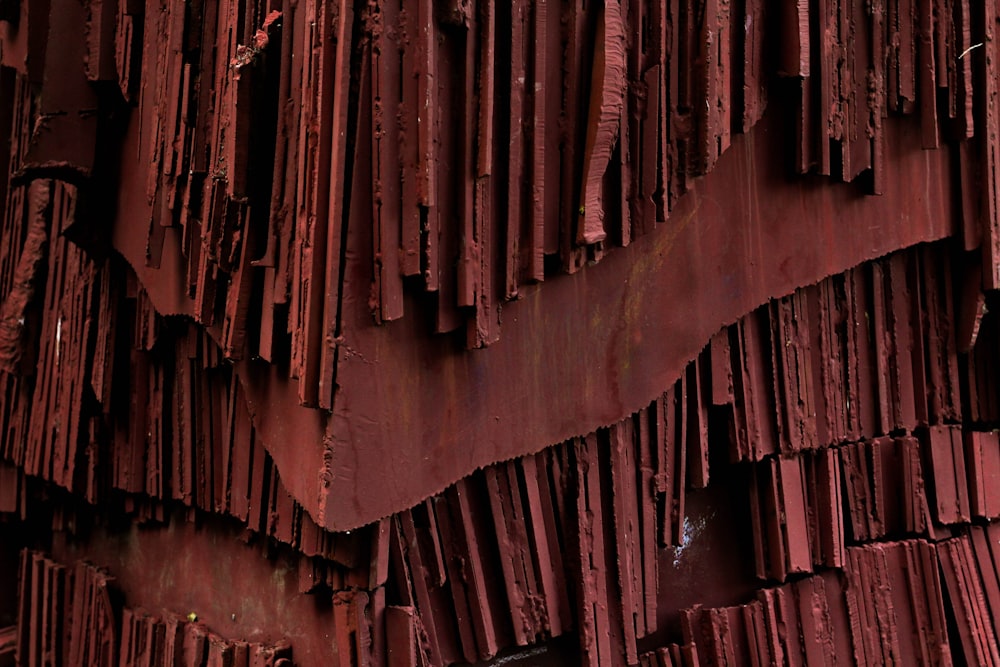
(4, 0, 1000, 665)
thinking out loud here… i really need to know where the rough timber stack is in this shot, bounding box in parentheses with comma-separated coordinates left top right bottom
(4, 0, 1000, 664)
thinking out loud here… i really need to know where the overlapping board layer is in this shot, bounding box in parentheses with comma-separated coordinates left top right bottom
(0, 0, 996, 530)
(6, 239, 1000, 666)
(4, 0, 1000, 664)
